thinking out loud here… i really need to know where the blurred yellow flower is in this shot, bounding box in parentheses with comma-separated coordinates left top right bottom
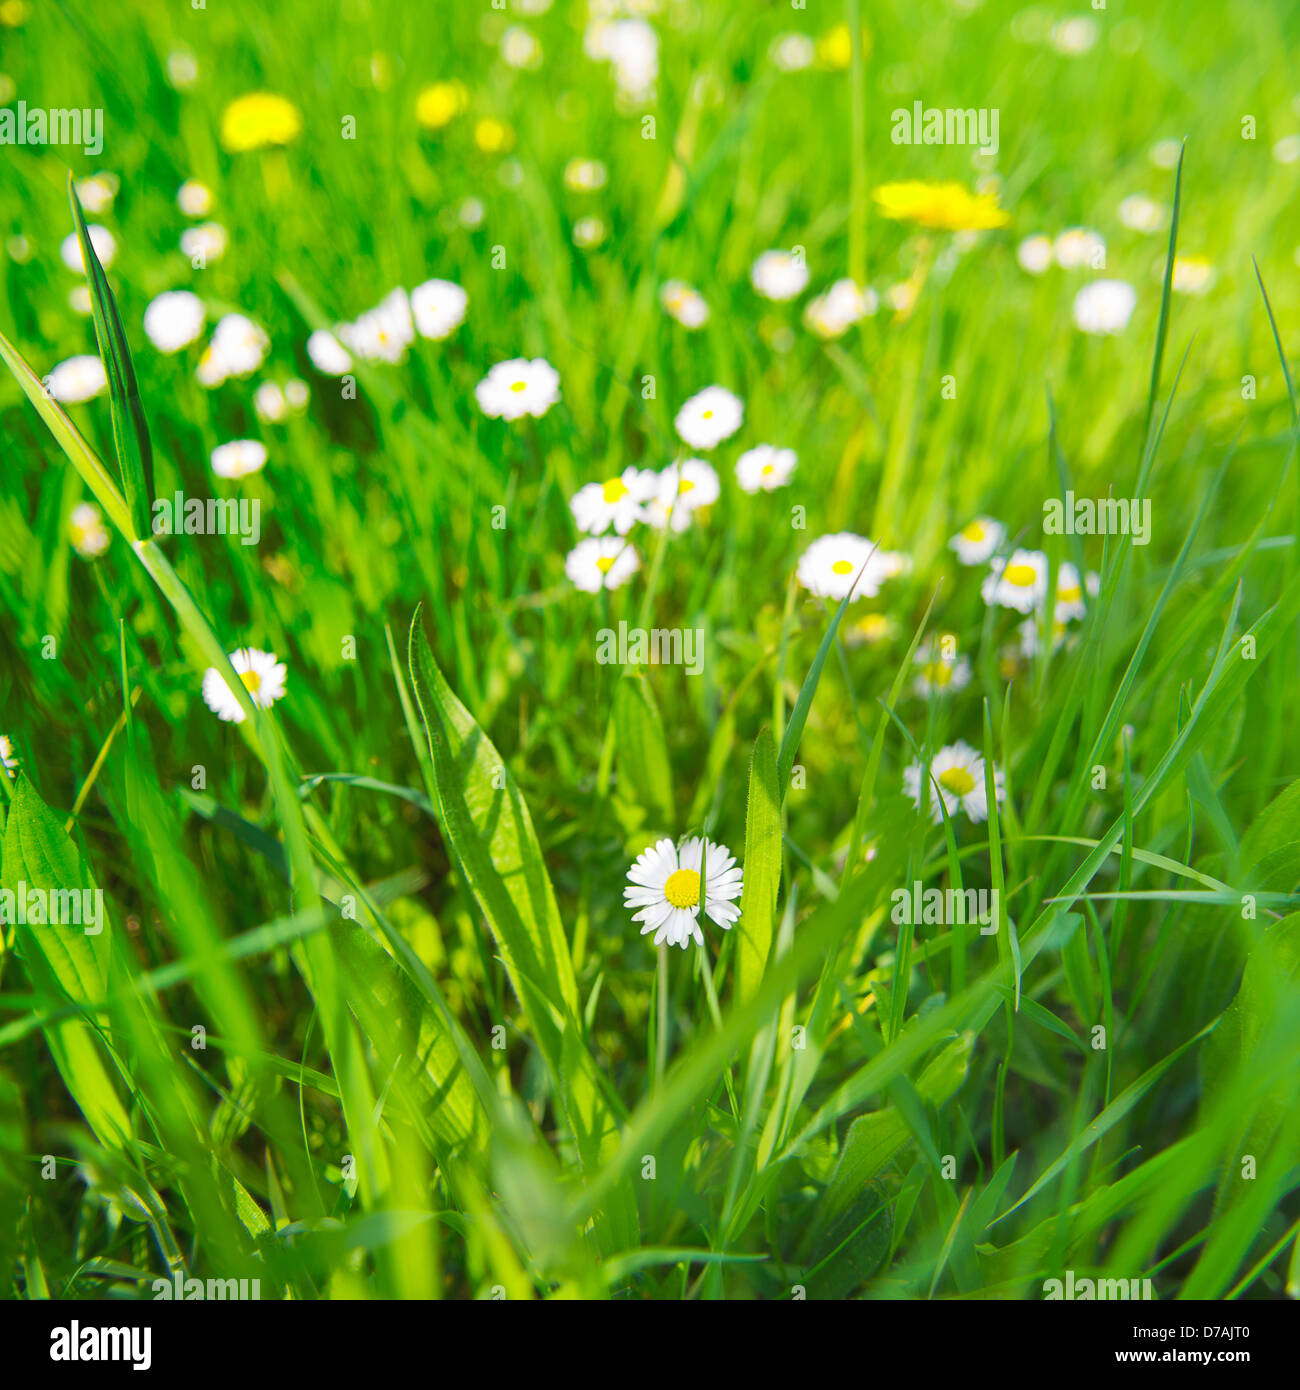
(416, 80, 468, 130)
(873, 180, 1010, 231)
(817, 22, 870, 69)
(220, 92, 302, 153)
(0, 1, 29, 27)
(475, 117, 514, 153)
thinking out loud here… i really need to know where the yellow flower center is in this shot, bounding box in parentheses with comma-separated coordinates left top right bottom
(595, 555, 616, 574)
(664, 868, 701, 909)
(239, 669, 263, 694)
(1005, 563, 1038, 587)
(678, 478, 696, 494)
(1059, 584, 1081, 602)
(939, 766, 975, 797)
(602, 477, 629, 503)
(701, 409, 714, 419)
(510, 380, 527, 393)
(924, 662, 953, 687)
(960, 521, 985, 541)
(761, 464, 775, 475)
(831, 559, 855, 576)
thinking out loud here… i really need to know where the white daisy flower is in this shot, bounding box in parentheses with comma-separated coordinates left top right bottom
(211, 439, 268, 479)
(1054, 227, 1106, 270)
(573, 216, 606, 249)
(648, 457, 720, 525)
(68, 287, 93, 316)
(661, 280, 709, 329)
(735, 444, 796, 493)
(501, 25, 543, 70)
(804, 279, 876, 338)
(45, 355, 107, 403)
(585, 18, 658, 102)
(0, 735, 17, 778)
(201, 648, 288, 723)
(283, 379, 310, 411)
(1118, 194, 1163, 234)
(770, 33, 815, 71)
(1050, 16, 1096, 54)
(69, 502, 110, 559)
(339, 288, 415, 364)
(307, 329, 352, 376)
(254, 382, 287, 423)
(904, 741, 1004, 824)
(912, 637, 972, 697)
(797, 533, 909, 601)
(565, 535, 639, 592)
(177, 179, 214, 217)
(476, 357, 561, 420)
(180, 222, 228, 263)
(1073, 279, 1136, 335)
(143, 290, 205, 353)
(167, 50, 199, 89)
(846, 612, 897, 647)
(570, 466, 655, 535)
(674, 385, 743, 450)
(1016, 234, 1053, 275)
(1170, 256, 1215, 296)
(198, 312, 270, 388)
(1054, 563, 1099, 622)
(1018, 616, 1069, 659)
(949, 516, 1005, 566)
(623, 836, 744, 949)
(751, 249, 810, 301)
(60, 225, 116, 272)
(1149, 138, 1182, 169)
(981, 548, 1049, 613)
(564, 157, 608, 192)
(75, 174, 118, 216)
(411, 279, 468, 340)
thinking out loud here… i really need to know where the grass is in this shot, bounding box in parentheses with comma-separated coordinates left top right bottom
(0, 0, 1298, 1301)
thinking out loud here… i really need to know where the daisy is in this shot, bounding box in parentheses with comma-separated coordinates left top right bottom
(751, 249, 810, 301)
(307, 329, 352, 375)
(411, 279, 468, 340)
(570, 467, 654, 535)
(770, 33, 815, 71)
(904, 741, 1004, 824)
(573, 217, 606, 249)
(0, 735, 17, 778)
(624, 836, 743, 949)
(661, 280, 709, 329)
(913, 638, 972, 697)
(1054, 563, 1099, 622)
(283, 379, 310, 412)
(845, 612, 897, 647)
(501, 25, 542, 70)
(797, 533, 908, 601)
(177, 179, 213, 217)
(804, 279, 876, 338)
(59, 225, 116, 272)
(735, 444, 796, 493)
(981, 548, 1048, 613)
(1170, 256, 1215, 296)
(565, 535, 639, 592)
(69, 502, 110, 559)
(143, 290, 205, 353)
(674, 385, 743, 450)
(339, 288, 415, 364)
(643, 458, 720, 531)
(201, 648, 288, 723)
(1073, 279, 1136, 335)
(199, 312, 269, 387)
(1118, 194, 1163, 234)
(211, 440, 268, 479)
(476, 357, 561, 420)
(1053, 227, 1105, 269)
(254, 382, 288, 423)
(1016, 234, 1053, 275)
(180, 222, 228, 264)
(1017, 616, 1069, 659)
(68, 287, 92, 316)
(45, 355, 107, 403)
(75, 174, 117, 215)
(564, 157, 608, 192)
(950, 516, 1005, 566)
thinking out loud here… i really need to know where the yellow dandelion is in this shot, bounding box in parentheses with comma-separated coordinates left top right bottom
(873, 180, 1010, 232)
(816, 22, 870, 69)
(220, 92, 302, 153)
(416, 80, 468, 130)
(475, 117, 515, 153)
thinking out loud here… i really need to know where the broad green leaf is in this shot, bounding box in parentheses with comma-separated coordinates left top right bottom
(803, 1178, 892, 1299)
(735, 726, 780, 1007)
(68, 175, 154, 540)
(612, 672, 674, 831)
(1239, 780, 1300, 893)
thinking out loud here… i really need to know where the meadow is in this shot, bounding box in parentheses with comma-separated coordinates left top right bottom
(0, 0, 1298, 1303)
